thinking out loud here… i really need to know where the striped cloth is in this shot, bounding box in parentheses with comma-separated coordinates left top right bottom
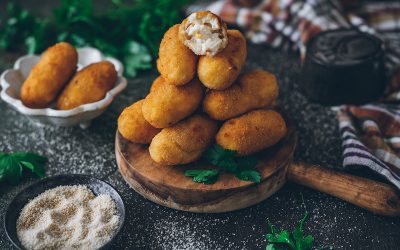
(187, 0, 400, 189)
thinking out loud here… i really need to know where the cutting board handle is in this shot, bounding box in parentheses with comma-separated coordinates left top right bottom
(288, 162, 400, 217)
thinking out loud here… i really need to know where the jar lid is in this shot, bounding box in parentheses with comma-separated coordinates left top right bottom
(308, 29, 383, 67)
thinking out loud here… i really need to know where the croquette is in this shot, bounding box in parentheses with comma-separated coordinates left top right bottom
(118, 100, 161, 144)
(149, 115, 218, 165)
(20, 42, 78, 108)
(142, 76, 204, 128)
(56, 61, 117, 110)
(216, 109, 287, 156)
(203, 70, 278, 120)
(157, 24, 198, 86)
(197, 29, 247, 90)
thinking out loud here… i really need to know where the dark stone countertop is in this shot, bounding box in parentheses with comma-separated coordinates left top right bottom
(1, 42, 400, 250)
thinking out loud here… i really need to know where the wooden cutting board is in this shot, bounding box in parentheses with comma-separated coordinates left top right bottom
(115, 123, 297, 213)
(116, 113, 400, 216)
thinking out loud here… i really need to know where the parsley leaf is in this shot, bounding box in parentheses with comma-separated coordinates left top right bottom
(266, 244, 278, 250)
(123, 41, 152, 78)
(236, 169, 261, 183)
(185, 144, 261, 184)
(204, 144, 236, 166)
(25, 19, 49, 54)
(236, 156, 258, 170)
(0, 155, 22, 185)
(266, 230, 296, 249)
(184, 169, 219, 184)
(266, 211, 318, 250)
(0, 152, 47, 185)
(136, 0, 193, 56)
(293, 212, 314, 250)
(0, 3, 41, 52)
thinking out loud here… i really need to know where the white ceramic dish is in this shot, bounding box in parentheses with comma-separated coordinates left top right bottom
(0, 47, 127, 128)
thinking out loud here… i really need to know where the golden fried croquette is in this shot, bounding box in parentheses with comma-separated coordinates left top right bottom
(203, 69, 279, 120)
(179, 11, 228, 56)
(142, 76, 204, 128)
(157, 24, 198, 86)
(216, 110, 287, 156)
(20, 42, 78, 108)
(118, 100, 161, 144)
(149, 76, 164, 92)
(149, 115, 218, 165)
(197, 30, 247, 90)
(56, 61, 117, 110)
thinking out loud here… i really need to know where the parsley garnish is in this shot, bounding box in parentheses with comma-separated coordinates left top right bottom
(184, 145, 261, 184)
(235, 169, 261, 183)
(0, 152, 47, 185)
(184, 169, 219, 184)
(266, 194, 323, 250)
(266, 212, 314, 250)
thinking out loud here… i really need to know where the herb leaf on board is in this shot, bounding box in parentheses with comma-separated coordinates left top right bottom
(236, 156, 258, 170)
(204, 144, 236, 166)
(185, 144, 261, 184)
(235, 169, 261, 183)
(184, 169, 219, 184)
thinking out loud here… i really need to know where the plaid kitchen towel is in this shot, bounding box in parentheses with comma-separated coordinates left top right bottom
(187, 0, 400, 189)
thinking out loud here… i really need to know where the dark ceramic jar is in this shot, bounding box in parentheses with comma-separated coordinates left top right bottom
(301, 29, 386, 105)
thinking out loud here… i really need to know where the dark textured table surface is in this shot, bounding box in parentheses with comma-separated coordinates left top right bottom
(1, 2, 400, 249)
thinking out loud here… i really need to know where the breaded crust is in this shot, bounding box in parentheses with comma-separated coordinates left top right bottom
(118, 100, 161, 144)
(203, 69, 279, 120)
(149, 76, 164, 93)
(216, 109, 287, 156)
(157, 24, 198, 86)
(197, 29, 247, 90)
(142, 76, 204, 128)
(149, 115, 218, 165)
(56, 61, 117, 110)
(20, 42, 78, 108)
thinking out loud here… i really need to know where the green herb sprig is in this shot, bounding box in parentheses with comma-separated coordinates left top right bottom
(0, 152, 47, 185)
(0, 0, 193, 77)
(266, 194, 324, 250)
(266, 212, 315, 250)
(184, 145, 261, 184)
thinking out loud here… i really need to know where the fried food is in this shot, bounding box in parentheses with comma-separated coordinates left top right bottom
(20, 42, 78, 108)
(118, 100, 161, 144)
(149, 76, 164, 92)
(157, 24, 198, 86)
(56, 61, 117, 110)
(149, 115, 218, 165)
(179, 11, 228, 56)
(203, 69, 279, 120)
(216, 110, 287, 156)
(197, 29, 247, 90)
(142, 76, 204, 128)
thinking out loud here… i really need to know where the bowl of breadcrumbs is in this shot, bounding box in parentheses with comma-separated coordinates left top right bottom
(4, 175, 125, 250)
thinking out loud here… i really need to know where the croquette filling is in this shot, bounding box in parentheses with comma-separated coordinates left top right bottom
(183, 13, 227, 56)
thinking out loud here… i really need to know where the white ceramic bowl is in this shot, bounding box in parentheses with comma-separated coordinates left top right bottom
(0, 47, 127, 128)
